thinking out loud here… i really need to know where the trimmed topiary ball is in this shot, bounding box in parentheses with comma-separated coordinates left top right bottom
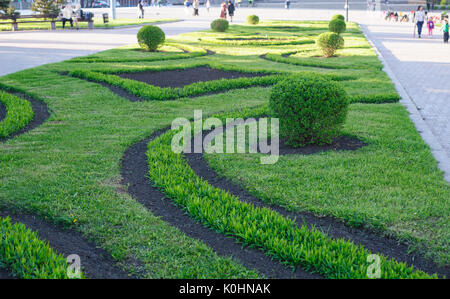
(269, 74, 349, 147)
(246, 15, 259, 25)
(211, 19, 229, 32)
(331, 14, 345, 21)
(316, 32, 344, 57)
(329, 18, 346, 34)
(137, 25, 165, 51)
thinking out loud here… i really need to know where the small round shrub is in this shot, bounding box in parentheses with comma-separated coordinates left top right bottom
(331, 14, 345, 21)
(137, 25, 165, 51)
(329, 18, 346, 34)
(246, 15, 260, 25)
(316, 32, 344, 57)
(269, 74, 349, 147)
(210, 19, 229, 32)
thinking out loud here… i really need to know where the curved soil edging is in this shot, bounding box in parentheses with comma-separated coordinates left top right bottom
(0, 93, 49, 143)
(0, 102, 5, 122)
(0, 210, 134, 279)
(121, 129, 322, 279)
(184, 144, 450, 278)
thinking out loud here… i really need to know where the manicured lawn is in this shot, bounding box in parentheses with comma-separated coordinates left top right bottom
(0, 20, 447, 278)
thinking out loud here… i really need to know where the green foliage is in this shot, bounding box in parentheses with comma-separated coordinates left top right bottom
(0, 91, 34, 139)
(0, 0, 9, 14)
(210, 19, 229, 32)
(329, 19, 347, 34)
(269, 74, 349, 146)
(145, 112, 435, 279)
(137, 25, 166, 52)
(331, 14, 345, 21)
(316, 32, 344, 57)
(70, 69, 282, 101)
(0, 217, 76, 278)
(31, 0, 65, 16)
(246, 15, 260, 25)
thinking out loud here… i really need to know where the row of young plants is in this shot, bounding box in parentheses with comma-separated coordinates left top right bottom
(67, 44, 208, 64)
(198, 37, 316, 46)
(0, 90, 34, 139)
(145, 106, 435, 279)
(0, 217, 76, 279)
(68, 64, 355, 102)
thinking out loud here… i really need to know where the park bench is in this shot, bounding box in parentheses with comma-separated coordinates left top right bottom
(0, 14, 94, 31)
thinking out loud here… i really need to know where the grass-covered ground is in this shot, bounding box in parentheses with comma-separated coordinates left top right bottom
(0, 18, 177, 31)
(0, 20, 448, 278)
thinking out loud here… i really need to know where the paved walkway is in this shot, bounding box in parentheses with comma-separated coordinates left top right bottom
(361, 21, 450, 182)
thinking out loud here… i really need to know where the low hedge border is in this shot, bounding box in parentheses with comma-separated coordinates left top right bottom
(0, 90, 34, 139)
(67, 44, 208, 63)
(264, 52, 382, 70)
(145, 106, 435, 279)
(197, 37, 315, 46)
(68, 64, 356, 101)
(0, 217, 78, 279)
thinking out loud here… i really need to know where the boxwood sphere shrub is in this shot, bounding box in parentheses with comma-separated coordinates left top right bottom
(331, 14, 345, 21)
(246, 15, 260, 25)
(329, 18, 346, 34)
(211, 19, 229, 32)
(137, 25, 165, 51)
(269, 74, 349, 147)
(316, 32, 344, 57)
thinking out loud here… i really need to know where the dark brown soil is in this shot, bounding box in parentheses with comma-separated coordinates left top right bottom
(117, 66, 263, 88)
(0, 210, 134, 279)
(247, 135, 366, 155)
(121, 129, 322, 279)
(184, 145, 450, 278)
(0, 93, 49, 143)
(0, 102, 5, 122)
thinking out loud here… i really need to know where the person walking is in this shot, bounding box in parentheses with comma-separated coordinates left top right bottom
(184, 0, 191, 15)
(442, 18, 449, 43)
(227, 0, 235, 22)
(220, 2, 227, 19)
(73, 4, 81, 30)
(62, 5, 74, 29)
(285, 0, 290, 9)
(427, 16, 434, 36)
(206, 0, 211, 14)
(415, 5, 425, 38)
(237, 0, 242, 8)
(137, 0, 145, 19)
(193, 0, 199, 16)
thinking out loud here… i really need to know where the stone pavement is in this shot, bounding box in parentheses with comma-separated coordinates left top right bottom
(360, 21, 450, 182)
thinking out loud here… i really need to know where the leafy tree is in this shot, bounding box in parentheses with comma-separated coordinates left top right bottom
(0, 0, 10, 14)
(31, 0, 66, 16)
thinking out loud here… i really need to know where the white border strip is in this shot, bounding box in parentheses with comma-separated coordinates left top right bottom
(360, 23, 450, 183)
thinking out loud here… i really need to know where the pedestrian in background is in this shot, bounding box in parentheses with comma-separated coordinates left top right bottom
(228, 1, 235, 22)
(285, 0, 290, 9)
(206, 0, 211, 14)
(137, 0, 145, 18)
(193, 0, 199, 16)
(442, 18, 449, 43)
(414, 5, 425, 38)
(220, 2, 227, 19)
(427, 16, 434, 37)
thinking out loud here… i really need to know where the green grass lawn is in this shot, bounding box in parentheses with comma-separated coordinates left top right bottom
(0, 20, 448, 278)
(0, 18, 177, 31)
